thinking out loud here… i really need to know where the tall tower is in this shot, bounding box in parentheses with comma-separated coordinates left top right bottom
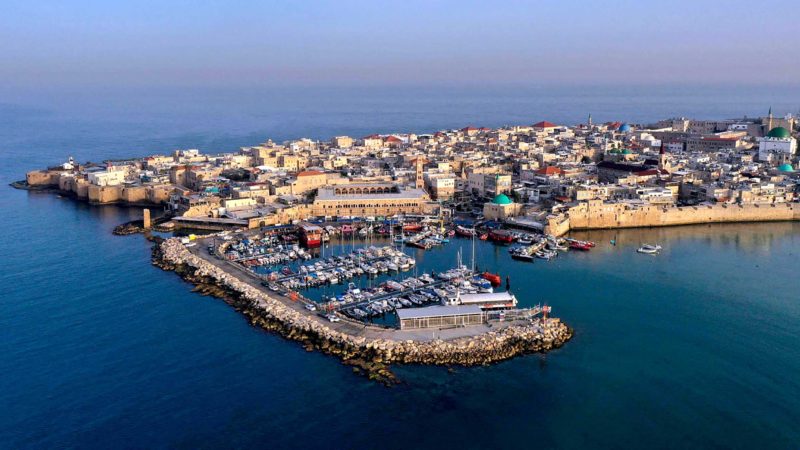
(588, 113, 593, 128)
(414, 157, 425, 190)
(767, 106, 774, 132)
(658, 143, 668, 171)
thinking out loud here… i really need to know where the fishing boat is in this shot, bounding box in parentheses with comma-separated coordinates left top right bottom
(488, 229, 515, 243)
(536, 249, 557, 260)
(455, 225, 476, 237)
(566, 238, 592, 251)
(481, 272, 502, 287)
(637, 244, 662, 254)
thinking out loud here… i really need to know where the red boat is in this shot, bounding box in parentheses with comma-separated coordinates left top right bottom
(482, 272, 502, 287)
(403, 223, 423, 232)
(479, 233, 488, 240)
(455, 225, 476, 237)
(567, 239, 592, 251)
(488, 229, 515, 243)
(298, 222, 323, 248)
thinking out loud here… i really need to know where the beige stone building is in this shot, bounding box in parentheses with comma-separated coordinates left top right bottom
(483, 194, 521, 220)
(311, 183, 429, 217)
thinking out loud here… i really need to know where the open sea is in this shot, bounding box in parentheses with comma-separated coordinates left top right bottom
(1, 85, 799, 449)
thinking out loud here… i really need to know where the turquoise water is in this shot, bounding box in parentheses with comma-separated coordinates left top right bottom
(2, 86, 800, 448)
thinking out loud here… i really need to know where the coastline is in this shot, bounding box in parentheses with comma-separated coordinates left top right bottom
(10, 180, 165, 208)
(152, 237, 573, 384)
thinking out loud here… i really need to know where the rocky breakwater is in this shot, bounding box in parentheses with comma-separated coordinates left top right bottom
(154, 238, 573, 384)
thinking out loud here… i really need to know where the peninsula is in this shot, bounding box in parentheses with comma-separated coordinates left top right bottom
(14, 112, 800, 381)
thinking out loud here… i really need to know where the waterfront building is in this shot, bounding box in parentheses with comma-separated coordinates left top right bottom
(483, 193, 521, 220)
(311, 183, 430, 218)
(87, 168, 127, 186)
(396, 304, 484, 330)
(451, 292, 518, 310)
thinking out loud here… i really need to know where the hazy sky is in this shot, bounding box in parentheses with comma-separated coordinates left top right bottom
(1, 0, 798, 87)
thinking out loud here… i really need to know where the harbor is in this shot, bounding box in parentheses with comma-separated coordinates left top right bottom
(154, 225, 573, 379)
(200, 222, 578, 328)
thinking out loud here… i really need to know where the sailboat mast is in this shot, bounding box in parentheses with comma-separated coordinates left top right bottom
(471, 231, 476, 273)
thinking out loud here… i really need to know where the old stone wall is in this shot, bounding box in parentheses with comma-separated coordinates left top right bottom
(566, 200, 799, 230)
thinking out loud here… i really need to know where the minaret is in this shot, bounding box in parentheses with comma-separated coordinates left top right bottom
(767, 106, 774, 133)
(588, 113, 593, 128)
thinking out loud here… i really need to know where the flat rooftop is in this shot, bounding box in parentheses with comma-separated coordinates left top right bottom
(396, 304, 482, 320)
(316, 188, 427, 201)
(458, 292, 515, 305)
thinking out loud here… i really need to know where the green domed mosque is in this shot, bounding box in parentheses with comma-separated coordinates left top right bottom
(758, 125, 796, 161)
(484, 193, 519, 220)
(492, 193, 512, 205)
(767, 127, 791, 139)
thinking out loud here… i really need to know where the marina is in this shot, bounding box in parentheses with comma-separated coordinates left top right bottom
(197, 222, 566, 331)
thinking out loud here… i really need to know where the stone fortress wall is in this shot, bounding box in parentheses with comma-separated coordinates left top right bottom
(26, 169, 172, 206)
(546, 199, 800, 235)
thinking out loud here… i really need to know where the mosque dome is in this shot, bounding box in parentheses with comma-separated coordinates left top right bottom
(767, 127, 791, 139)
(492, 193, 513, 205)
(618, 123, 631, 132)
(777, 163, 794, 172)
(622, 149, 633, 155)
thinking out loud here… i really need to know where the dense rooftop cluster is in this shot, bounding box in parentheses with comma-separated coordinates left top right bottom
(30, 110, 798, 230)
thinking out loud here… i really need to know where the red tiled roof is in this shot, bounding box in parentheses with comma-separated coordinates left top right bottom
(384, 135, 402, 143)
(297, 170, 324, 177)
(535, 166, 564, 175)
(533, 121, 557, 128)
(362, 134, 381, 139)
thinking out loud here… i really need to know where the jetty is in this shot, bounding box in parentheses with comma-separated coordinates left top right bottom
(154, 236, 573, 382)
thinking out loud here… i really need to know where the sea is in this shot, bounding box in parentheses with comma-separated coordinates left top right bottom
(1, 84, 799, 449)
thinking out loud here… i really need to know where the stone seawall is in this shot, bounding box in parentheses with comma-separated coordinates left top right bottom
(546, 201, 800, 235)
(154, 238, 572, 383)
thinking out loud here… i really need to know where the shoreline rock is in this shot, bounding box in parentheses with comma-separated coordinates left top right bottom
(153, 237, 574, 384)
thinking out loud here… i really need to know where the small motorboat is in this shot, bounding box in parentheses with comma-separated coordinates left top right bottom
(510, 248, 535, 262)
(637, 244, 662, 254)
(517, 235, 534, 245)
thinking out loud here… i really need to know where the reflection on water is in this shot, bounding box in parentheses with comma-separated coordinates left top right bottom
(570, 221, 800, 255)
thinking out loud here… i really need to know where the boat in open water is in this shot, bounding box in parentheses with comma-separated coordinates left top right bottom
(637, 244, 662, 254)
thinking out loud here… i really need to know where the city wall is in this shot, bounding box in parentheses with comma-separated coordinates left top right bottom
(24, 169, 172, 206)
(546, 200, 800, 235)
